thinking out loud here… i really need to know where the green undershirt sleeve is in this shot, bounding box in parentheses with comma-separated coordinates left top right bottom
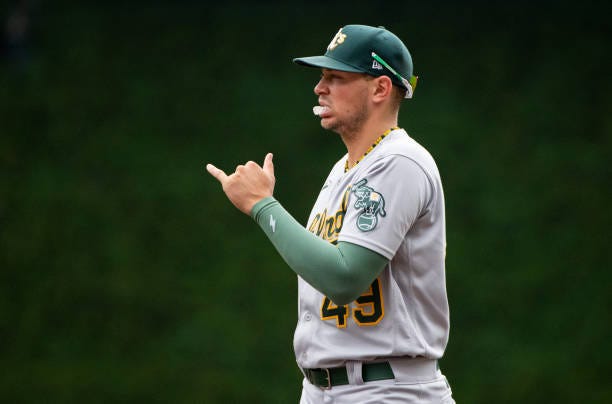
(251, 196, 388, 305)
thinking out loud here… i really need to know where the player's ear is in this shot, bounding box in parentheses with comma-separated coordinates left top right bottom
(371, 75, 393, 102)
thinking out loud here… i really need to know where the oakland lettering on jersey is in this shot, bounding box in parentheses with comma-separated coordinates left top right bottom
(307, 187, 350, 244)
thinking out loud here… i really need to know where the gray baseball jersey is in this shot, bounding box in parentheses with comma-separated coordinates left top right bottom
(294, 128, 450, 369)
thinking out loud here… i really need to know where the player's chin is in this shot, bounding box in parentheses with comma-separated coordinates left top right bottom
(319, 117, 335, 130)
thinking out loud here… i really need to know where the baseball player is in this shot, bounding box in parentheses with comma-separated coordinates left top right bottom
(207, 24, 454, 403)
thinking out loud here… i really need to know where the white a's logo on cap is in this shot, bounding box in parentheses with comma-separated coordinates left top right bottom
(327, 28, 347, 51)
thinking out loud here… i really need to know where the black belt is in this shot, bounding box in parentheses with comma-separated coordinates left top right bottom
(303, 362, 395, 389)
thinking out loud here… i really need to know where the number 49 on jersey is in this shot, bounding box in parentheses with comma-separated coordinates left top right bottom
(321, 278, 384, 328)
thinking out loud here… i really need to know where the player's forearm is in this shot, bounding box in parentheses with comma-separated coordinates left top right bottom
(251, 197, 387, 305)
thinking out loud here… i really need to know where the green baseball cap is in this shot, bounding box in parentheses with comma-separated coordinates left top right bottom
(293, 24, 418, 99)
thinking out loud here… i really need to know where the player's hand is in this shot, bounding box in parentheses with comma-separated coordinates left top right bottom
(206, 153, 275, 215)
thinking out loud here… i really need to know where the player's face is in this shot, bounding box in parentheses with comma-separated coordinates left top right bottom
(314, 69, 372, 136)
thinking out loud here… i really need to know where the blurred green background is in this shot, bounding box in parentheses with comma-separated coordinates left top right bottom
(1, 0, 610, 402)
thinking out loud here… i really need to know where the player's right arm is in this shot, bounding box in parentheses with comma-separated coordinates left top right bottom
(251, 197, 388, 305)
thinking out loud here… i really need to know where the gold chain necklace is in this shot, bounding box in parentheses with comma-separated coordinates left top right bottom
(344, 127, 399, 173)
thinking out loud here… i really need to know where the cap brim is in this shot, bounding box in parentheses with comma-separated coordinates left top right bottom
(293, 55, 364, 73)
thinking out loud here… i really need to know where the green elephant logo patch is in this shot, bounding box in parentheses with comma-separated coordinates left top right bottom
(352, 179, 386, 232)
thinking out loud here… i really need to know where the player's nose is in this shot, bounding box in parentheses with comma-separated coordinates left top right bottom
(314, 78, 328, 95)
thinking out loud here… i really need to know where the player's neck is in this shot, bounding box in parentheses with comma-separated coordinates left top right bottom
(343, 118, 398, 166)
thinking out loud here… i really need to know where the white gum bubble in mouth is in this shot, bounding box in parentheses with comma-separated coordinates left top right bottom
(313, 106, 329, 116)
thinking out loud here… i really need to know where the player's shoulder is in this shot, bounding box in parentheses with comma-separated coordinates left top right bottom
(378, 128, 438, 169)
